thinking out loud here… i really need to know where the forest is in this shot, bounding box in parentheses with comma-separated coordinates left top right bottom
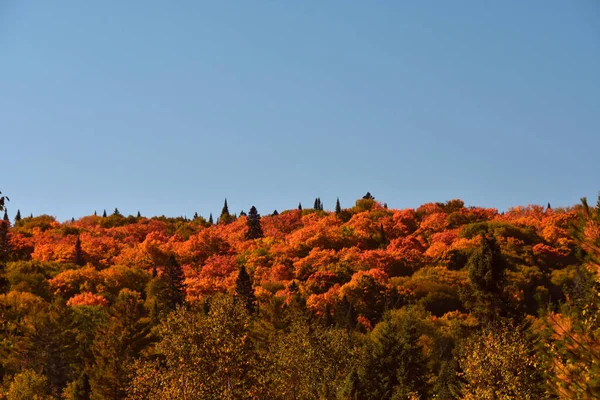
(0, 191, 598, 399)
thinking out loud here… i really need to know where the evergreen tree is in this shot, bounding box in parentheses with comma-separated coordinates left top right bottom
(102, 210, 107, 218)
(235, 265, 257, 313)
(71, 217, 75, 223)
(547, 202, 552, 210)
(3, 210, 8, 222)
(335, 198, 342, 214)
(363, 192, 375, 200)
(208, 213, 214, 225)
(298, 202, 303, 211)
(161, 254, 186, 310)
(112, 208, 121, 217)
(245, 206, 264, 240)
(467, 235, 510, 321)
(219, 199, 233, 224)
(14, 209, 21, 223)
(433, 359, 461, 400)
(379, 223, 387, 246)
(193, 212, 198, 219)
(272, 209, 279, 216)
(90, 290, 153, 400)
(137, 211, 141, 218)
(0, 218, 12, 263)
(240, 210, 247, 217)
(94, 210, 97, 216)
(74, 236, 85, 267)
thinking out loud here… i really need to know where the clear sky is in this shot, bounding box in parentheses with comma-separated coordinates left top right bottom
(1, 1, 599, 221)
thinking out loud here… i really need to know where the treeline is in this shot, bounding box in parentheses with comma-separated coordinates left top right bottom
(0, 192, 598, 399)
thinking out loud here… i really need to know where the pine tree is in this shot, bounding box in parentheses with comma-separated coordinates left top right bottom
(15, 209, 21, 223)
(298, 202, 303, 211)
(220, 199, 232, 224)
(94, 211, 97, 216)
(71, 217, 75, 223)
(161, 254, 186, 310)
(193, 212, 198, 219)
(363, 192, 375, 200)
(272, 210, 279, 216)
(112, 208, 121, 217)
(137, 211, 141, 218)
(102, 210, 107, 218)
(245, 206, 264, 240)
(240, 210, 247, 217)
(209, 213, 214, 225)
(235, 265, 257, 313)
(335, 198, 342, 214)
(74, 236, 85, 266)
(3, 210, 8, 222)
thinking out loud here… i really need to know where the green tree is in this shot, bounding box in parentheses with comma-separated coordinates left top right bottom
(14, 209, 21, 223)
(161, 254, 186, 311)
(245, 206, 264, 240)
(466, 235, 510, 321)
(236, 265, 257, 313)
(74, 236, 85, 267)
(3, 210, 8, 222)
(219, 198, 233, 224)
(336, 198, 342, 214)
(102, 210, 107, 218)
(90, 290, 153, 400)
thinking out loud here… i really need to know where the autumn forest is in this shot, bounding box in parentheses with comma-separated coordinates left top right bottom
(0, 191, 598, 399)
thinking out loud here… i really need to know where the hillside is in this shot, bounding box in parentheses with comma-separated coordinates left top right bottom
(0, 193, 598, 399)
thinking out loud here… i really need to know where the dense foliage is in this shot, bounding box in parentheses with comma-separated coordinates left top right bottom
(0, 193, 598, 399)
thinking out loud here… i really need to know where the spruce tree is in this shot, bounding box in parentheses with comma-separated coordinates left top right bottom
(3, 210, 8, 222)
(363, 192, 375, 200)
(113, 208, 121, 217)
(161, 254, 186, 310)
(193, 212, 198, 219)
(298, 202, 302, 211)
(245, 206, 264, 240)
(235, 265, 257, 313)
(71, 217, 75, 223)
(94, 211, 97, 216)
(15, 209, 21, 223)
(102, 210, 107, 218)
(220, 199, 232, 224)
(272, 210, 279, 216)
(335, 198, 342, 214)
(240, 210, 247, 217)
(208, 213, 214, 225)
(74, 236, 85, 266)
(137, 211, 141, 218)
(0, 218, 11, 263)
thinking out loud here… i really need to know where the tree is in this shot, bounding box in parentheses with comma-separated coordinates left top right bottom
(0, 217, 11, 263)
(14, 209, 21, 223)
(314, 198, 323, 211)
(379, 223, 387, 246)
(466, 235, 510, 321)
(272, 209, 279, 216)
(90, 290, 153, 400)
(128, 296, 260, 399)
(458, 322, 545, 399)
(219, 198, 233, 224)
(208, 213, 214, 225)
(363, 192, 374, 200)
(7, 370, 52, 400)
(137, 211, 141, 218)
(298, 202, 303, 211)
(245, 206, 264, 240)
(3, 210, 8, 222)
(102, 210, 107, 218)
(336, 198, 342, 214)
(74, 236, 85, 266)
(161, 254, 186, 310)
(0, 190, 8, 212)
(235, 265, 256, 313)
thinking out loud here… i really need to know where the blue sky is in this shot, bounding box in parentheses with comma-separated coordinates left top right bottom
(1, 1, 599, 221)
